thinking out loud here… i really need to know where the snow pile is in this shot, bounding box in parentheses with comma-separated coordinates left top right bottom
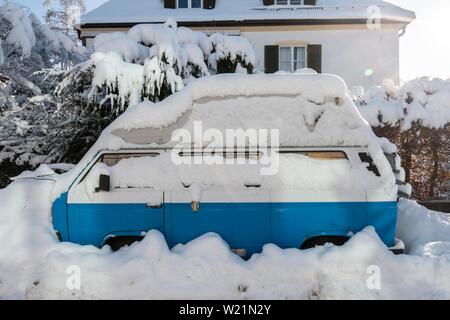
(0, 2, 86, 61)
(398, 199, 450, 257)
(355, 78, 450, 130)
(0, 178, 449, 299)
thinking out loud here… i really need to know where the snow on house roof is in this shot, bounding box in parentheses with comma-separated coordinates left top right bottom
(81, 0, 415, 26)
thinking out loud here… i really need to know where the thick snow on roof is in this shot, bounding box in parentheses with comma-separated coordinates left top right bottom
(108, 73, 368, 147)
(53, 73, 398, 198)
(81, 0, 415, 25)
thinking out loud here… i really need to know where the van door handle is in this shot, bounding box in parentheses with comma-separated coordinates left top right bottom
(191, 201, 200, 212)
(146, 203, 162, 209)
(245, 184, 262, 188)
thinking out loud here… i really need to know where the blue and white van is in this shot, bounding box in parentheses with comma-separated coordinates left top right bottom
(51, 74, 408, 256)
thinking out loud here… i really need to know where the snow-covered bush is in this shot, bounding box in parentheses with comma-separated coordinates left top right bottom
(354, 78, 450, 200)
(208, 33, 255, 74)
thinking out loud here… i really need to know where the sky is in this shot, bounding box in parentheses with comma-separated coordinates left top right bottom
(6, 0, 450, 81)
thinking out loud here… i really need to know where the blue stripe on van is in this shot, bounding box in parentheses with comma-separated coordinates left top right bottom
(53, 193, 398, 253)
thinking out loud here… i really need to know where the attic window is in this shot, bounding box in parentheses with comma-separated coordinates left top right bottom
(276, 0, 305, 5)
(177, 0, 202, 8)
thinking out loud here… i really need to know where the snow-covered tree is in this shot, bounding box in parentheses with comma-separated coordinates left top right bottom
(0, 2, 87, 186)
(43, 0, 86, 34)
(0, 7, 257, 187)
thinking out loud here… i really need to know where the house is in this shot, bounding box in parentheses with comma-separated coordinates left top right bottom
(78, 0, 415, 88)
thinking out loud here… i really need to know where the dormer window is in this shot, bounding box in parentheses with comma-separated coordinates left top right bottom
(177, 0, 203, 8)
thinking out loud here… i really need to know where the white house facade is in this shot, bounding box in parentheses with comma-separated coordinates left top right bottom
(78, 0, 415, 88)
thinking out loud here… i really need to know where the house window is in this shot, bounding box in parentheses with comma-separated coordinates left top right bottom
(276, 0, 304, 5)
(177, 0, 202, 8)
(279, 46, 307, 72)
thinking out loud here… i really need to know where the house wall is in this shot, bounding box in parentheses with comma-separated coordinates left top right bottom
(241, 27, 400, 88)
(81, 24, 401, 88)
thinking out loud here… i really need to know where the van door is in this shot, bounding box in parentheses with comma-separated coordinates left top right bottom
(168, 189, 271, 256)
(67, 152, 165, 246)
(167, 150, 271, 256)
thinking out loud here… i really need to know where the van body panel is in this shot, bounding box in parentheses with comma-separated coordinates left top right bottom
(52, 192, 69, 241)
(67, 202, 164, 246)
(367, 201, 398, 247)
(51, 147, 399, 253)
(271, 202, 368, 247)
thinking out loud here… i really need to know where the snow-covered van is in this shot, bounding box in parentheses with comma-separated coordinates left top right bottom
(52, 74, 408, 255)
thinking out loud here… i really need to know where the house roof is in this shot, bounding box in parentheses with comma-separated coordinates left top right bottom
(80, 0, 415, 27)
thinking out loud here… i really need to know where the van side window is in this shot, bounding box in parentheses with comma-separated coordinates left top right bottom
(359, 153, 381, 177)
(278, 151, 348, 160)
(178, 151, 263, 161)
(78, 153, 161, 185)
(100, 153, 160, 166)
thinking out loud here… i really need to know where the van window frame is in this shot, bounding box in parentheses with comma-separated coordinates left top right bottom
(76, 151, 163, 185)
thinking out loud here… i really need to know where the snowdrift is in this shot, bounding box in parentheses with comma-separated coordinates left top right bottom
(0, 179, 449, 299)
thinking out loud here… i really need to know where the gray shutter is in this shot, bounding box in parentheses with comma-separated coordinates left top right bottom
(307, 44, 322, 73)
(164, 0, 176, 9)
(304, 0, 317, 5)
(203, 0, 216, 9)
(265, 45, 279, 74)
(263, 0, 275, 6)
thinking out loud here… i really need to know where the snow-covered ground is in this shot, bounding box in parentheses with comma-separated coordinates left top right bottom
(0, 176, 449, 300)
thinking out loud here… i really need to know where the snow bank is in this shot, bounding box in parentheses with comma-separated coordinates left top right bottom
(355, 78, 450, 130)
(0, 178, 449, 299)
(397, 199, 450, 257)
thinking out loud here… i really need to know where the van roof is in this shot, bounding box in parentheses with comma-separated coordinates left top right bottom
(109, 73, 373, 148)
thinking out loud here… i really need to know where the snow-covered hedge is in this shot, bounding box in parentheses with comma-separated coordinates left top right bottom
(354, 78, 450, 200)
(354, 78, 450, 130)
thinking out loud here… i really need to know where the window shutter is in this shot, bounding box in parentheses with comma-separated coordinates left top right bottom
(263, 0, 275, 6)
(203, 0, 216, 9)
(164, 0, 176, 9)
(265, 45, 279, 74)
(304, 0, 317, 5)
(307, 44, 322, 73)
